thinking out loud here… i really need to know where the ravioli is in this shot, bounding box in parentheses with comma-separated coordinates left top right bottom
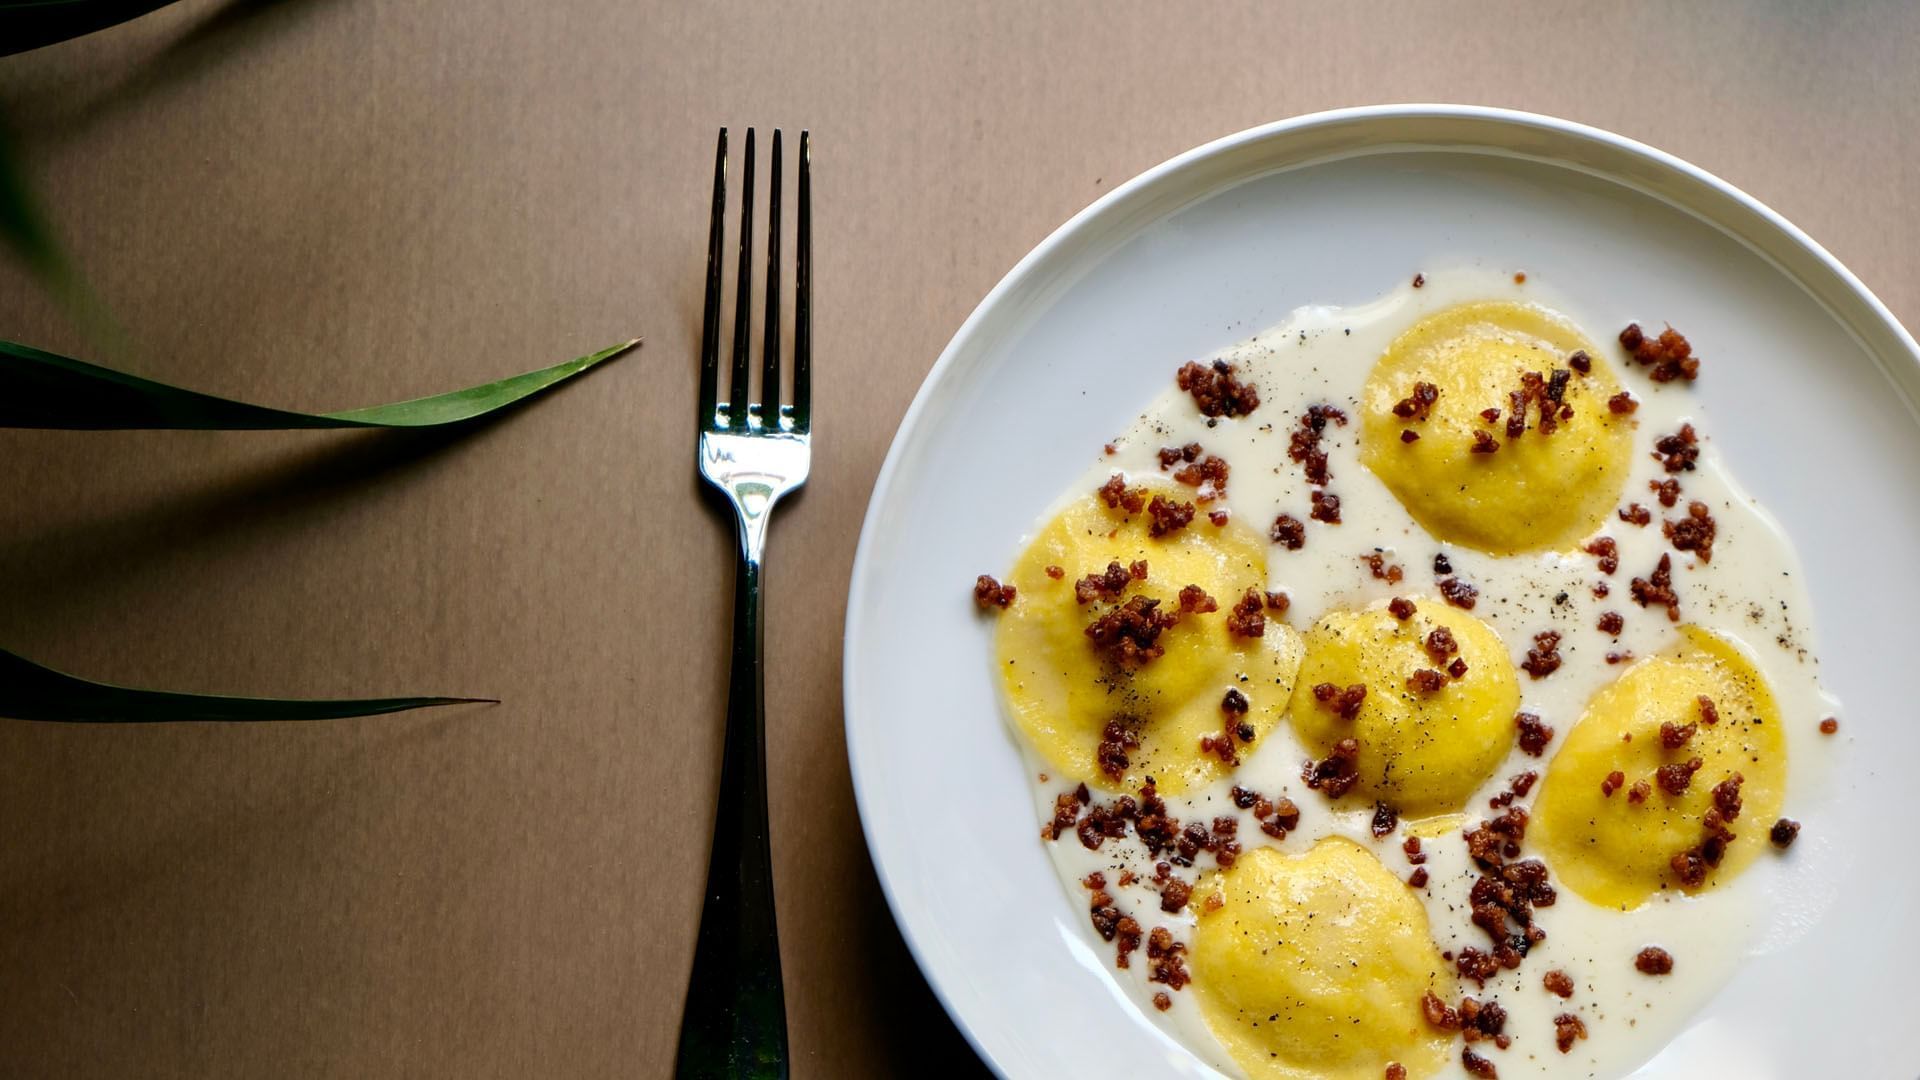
(1360, 300, 1634, 555)
(1286, 598, 1519, 817)
(995, 485, 1303, 794)
(1532, 627, 1787, 909)
(1191, 839, 1451, 1080)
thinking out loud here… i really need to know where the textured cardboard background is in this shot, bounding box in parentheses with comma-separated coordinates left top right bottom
(1, 1, 1915, 1076)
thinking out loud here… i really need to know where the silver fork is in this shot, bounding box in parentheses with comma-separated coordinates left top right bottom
(676, 127, 810, 1080)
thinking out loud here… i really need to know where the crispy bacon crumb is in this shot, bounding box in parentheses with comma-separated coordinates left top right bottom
(1207, 509, 1228, 526)
(1471, 430, 1500, 454)
(1309, 489, 1342, 524)
(1389, 597, 1417, 620)
(1462, 1048, 1499, 1078)
(1621, 323, 1701, 383)
(1177, 584, 1219, 614)
(1044, 565, 1064, 580)
(1522, 631, 1563, 678)
(1302, 737, 1361, 799)
(973, 574, 1016, 609)
(1146, 927, 1191, 990)
(1085, 596, 1178, 668)
(1152, 991, 1171, 1011)
(1408, 668, 1447, 694)
(1393, 381, 1441, 421)
(1386, 1065, 1407, 1080)
(1265, 591, 1290, 614)
(1630, 553, 1680, 621)
(1554, 1013, 1588, 1053)
(1171, 453, 1231, 502)
(1411, 274, 1425, 289)
(1401, 429, 1420, 443)
(1543, 969, 1575, 998)
(1363, 552, 1406, 584)
(1654, 423, 1701, 473)
(1158, 442, 1202, 469)
(1598, 611, 1625, 635)
(1270, 513, 1306, 550)
(1619, 503, 1652, 526)
(1432, 553, 1453, 574)
(1425, 626, 1458, 662)
(1408, 867, 1430, 888)
(1516, 712, 1554, 756)
(1312, 682, 1368, 720)
(1584, 536, 1620, 575)
(1404, 836, 1426, 863)
(1656, 757, 1704, 796)
(1569, 349, 1592, 374)
(1607, 391, 1639, 415)
(1659, 721, 1697, 749)
(1628, 780, 1650, 804)
(1634, 946, 1674, 975)
(1177, 359, 1260, 418)
(1665, 500, 1717, 562)
(1601, 770, 1625, 798)
(1371, 802, 1400, 838)
(1095, 719, 1139, 782)
(1651, 478, 1681, 507)
(1097, 473, 1147, 513)
(1146, 495, 1197, 537)
(1225, 588, 1266, 638)
(1075, 560, 1140, 604)
(1438, 577, 1479, 610)
(1770, 818, 1801, 848)
(1698, 696, 1719, 725)
(1820, 717, 1839, 735)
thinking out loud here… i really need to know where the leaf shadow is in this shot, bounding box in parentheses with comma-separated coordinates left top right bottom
(9, 0, 343, 144)
(0, 407, 523, 626)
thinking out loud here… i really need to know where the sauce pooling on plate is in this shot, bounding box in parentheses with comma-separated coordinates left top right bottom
(978, 269, 1839, 1079)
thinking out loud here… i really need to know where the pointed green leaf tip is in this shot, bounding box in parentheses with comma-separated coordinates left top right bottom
(0, 338, 639, 429)
(0, 648, 494, 723)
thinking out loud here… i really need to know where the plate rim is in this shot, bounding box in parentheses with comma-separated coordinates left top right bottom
(840, 102, 1920, 1077)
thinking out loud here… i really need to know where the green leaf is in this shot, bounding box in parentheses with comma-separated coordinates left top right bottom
(1, 1, 183, 58)
(0, 647, 493, 723)
(0, 337, 639, 429)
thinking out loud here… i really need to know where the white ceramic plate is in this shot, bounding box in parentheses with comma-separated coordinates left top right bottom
(843, 105, 1920, 1078)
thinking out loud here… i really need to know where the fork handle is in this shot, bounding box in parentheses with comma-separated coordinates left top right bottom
(676, 547, 788, 1079)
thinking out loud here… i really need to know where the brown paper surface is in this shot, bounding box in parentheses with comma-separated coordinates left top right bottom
(1, 1, 1915, 1075)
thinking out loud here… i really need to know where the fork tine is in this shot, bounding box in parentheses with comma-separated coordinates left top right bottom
(790, 129, 811, 433)
(759, 129, 783, 430)
(727, 129, 757, 430)
(698, 128, 727, 429)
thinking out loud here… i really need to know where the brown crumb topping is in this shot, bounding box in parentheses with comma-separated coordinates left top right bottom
(1146, 495, 1196, 537)
(1630, 553, 1680, 621)
(1698, 696, 1719, 725)
(1654, 423, 1701, 473)
(1386, 1064, 1407, 1080)
(1363, 552, 1406, 584)
(1651, 478, 1681, 507)
(1075, 559, 1146, 604)
(1095, 719, 1140, 782)
(1146, 926, 1190, 990)
(1389, 597, 1417, 620)
(1393, 381, 1441, 421)
(1177, 359, 1260, 418)
(1619, 503, 1652, 526)
(1225, 587, 1266, 638)
(1371, 801, 1400, 838)
(1598, 611, 1624, 635)
(1607, 390, 1639, 415)
(1522, 631, 1563, 678)
(1425, 627, 1458, 663)
(1470, 429, 1500, 454)
(1628, 780, 1650, 804)
(1312, 682, 1368, 720)
(1158, 442, 1201, 469)
(1516, 712, 1554, 756)
(1634, 946, 1674, 975)
(1400, 429, 1420, 443)
(1287, 403, 1348, 486)
(1462, 1047, 1499, 1078)
(1302, 737, 1361, 799)
(1270, 513, 1306, 550)
(1171, 453, 1231, 503)
(973, 574, 1016, 609)
(1664, 500, 1717, 562)
(1620, 323, 1701, 383)
(1584, 536, 1620, 575)
(1569, 349, 1592, 374)
(1408, 867, 1430, 889)
(1655, 756, 1704, 796)
(1438, 576, 1479, 610)
(1769, 818, 1801, 848)
(1553, 1013, 1588, 1054)
(1601, 770, 1625, 798)
(1309, 489, 1342, 524)
(1177, 584, 1218, 614)
(1543, 969, 1575, 998)
(1085, 596, 1177, 668)
(1820, 717, 1839, 735)
(1659, 721, 1697, 749)
(1408, 668, 1447, 694)
(1097, 473, 1147, 514)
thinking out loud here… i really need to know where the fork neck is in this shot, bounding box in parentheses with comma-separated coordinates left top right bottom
(732, 486, 780, 567)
